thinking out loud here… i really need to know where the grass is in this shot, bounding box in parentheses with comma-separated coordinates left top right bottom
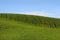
(0, 18, 60, 40)
(0, 14, 60, 28)
(0, 14, 60, 40)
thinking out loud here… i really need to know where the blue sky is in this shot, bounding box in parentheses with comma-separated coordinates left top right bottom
(0, 0, 60, 18)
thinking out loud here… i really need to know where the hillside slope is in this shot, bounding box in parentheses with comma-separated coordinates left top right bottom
(0, 13, 60, 40)
(0, 18, 60, 40)
(0, 14, 60, 28)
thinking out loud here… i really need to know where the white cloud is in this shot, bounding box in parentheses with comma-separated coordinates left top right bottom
(17, 11, 56, 18)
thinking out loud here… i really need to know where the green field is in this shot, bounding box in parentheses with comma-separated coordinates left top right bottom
(0, 14, 60, 40)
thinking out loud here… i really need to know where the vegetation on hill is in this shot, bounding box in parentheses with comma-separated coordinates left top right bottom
(0, 13, 60, 28)
(0, 18, 60, 40)
(0, 13, 60, 40)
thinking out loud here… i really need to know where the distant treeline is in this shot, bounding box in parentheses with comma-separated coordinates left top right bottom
(0, 13, 60, 28)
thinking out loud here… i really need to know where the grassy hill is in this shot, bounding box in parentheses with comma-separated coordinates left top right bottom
(0, 13, 60, 40)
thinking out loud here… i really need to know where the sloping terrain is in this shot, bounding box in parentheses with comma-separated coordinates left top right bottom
(0, 14, 60, 40)
(0, 14, 60, 28)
